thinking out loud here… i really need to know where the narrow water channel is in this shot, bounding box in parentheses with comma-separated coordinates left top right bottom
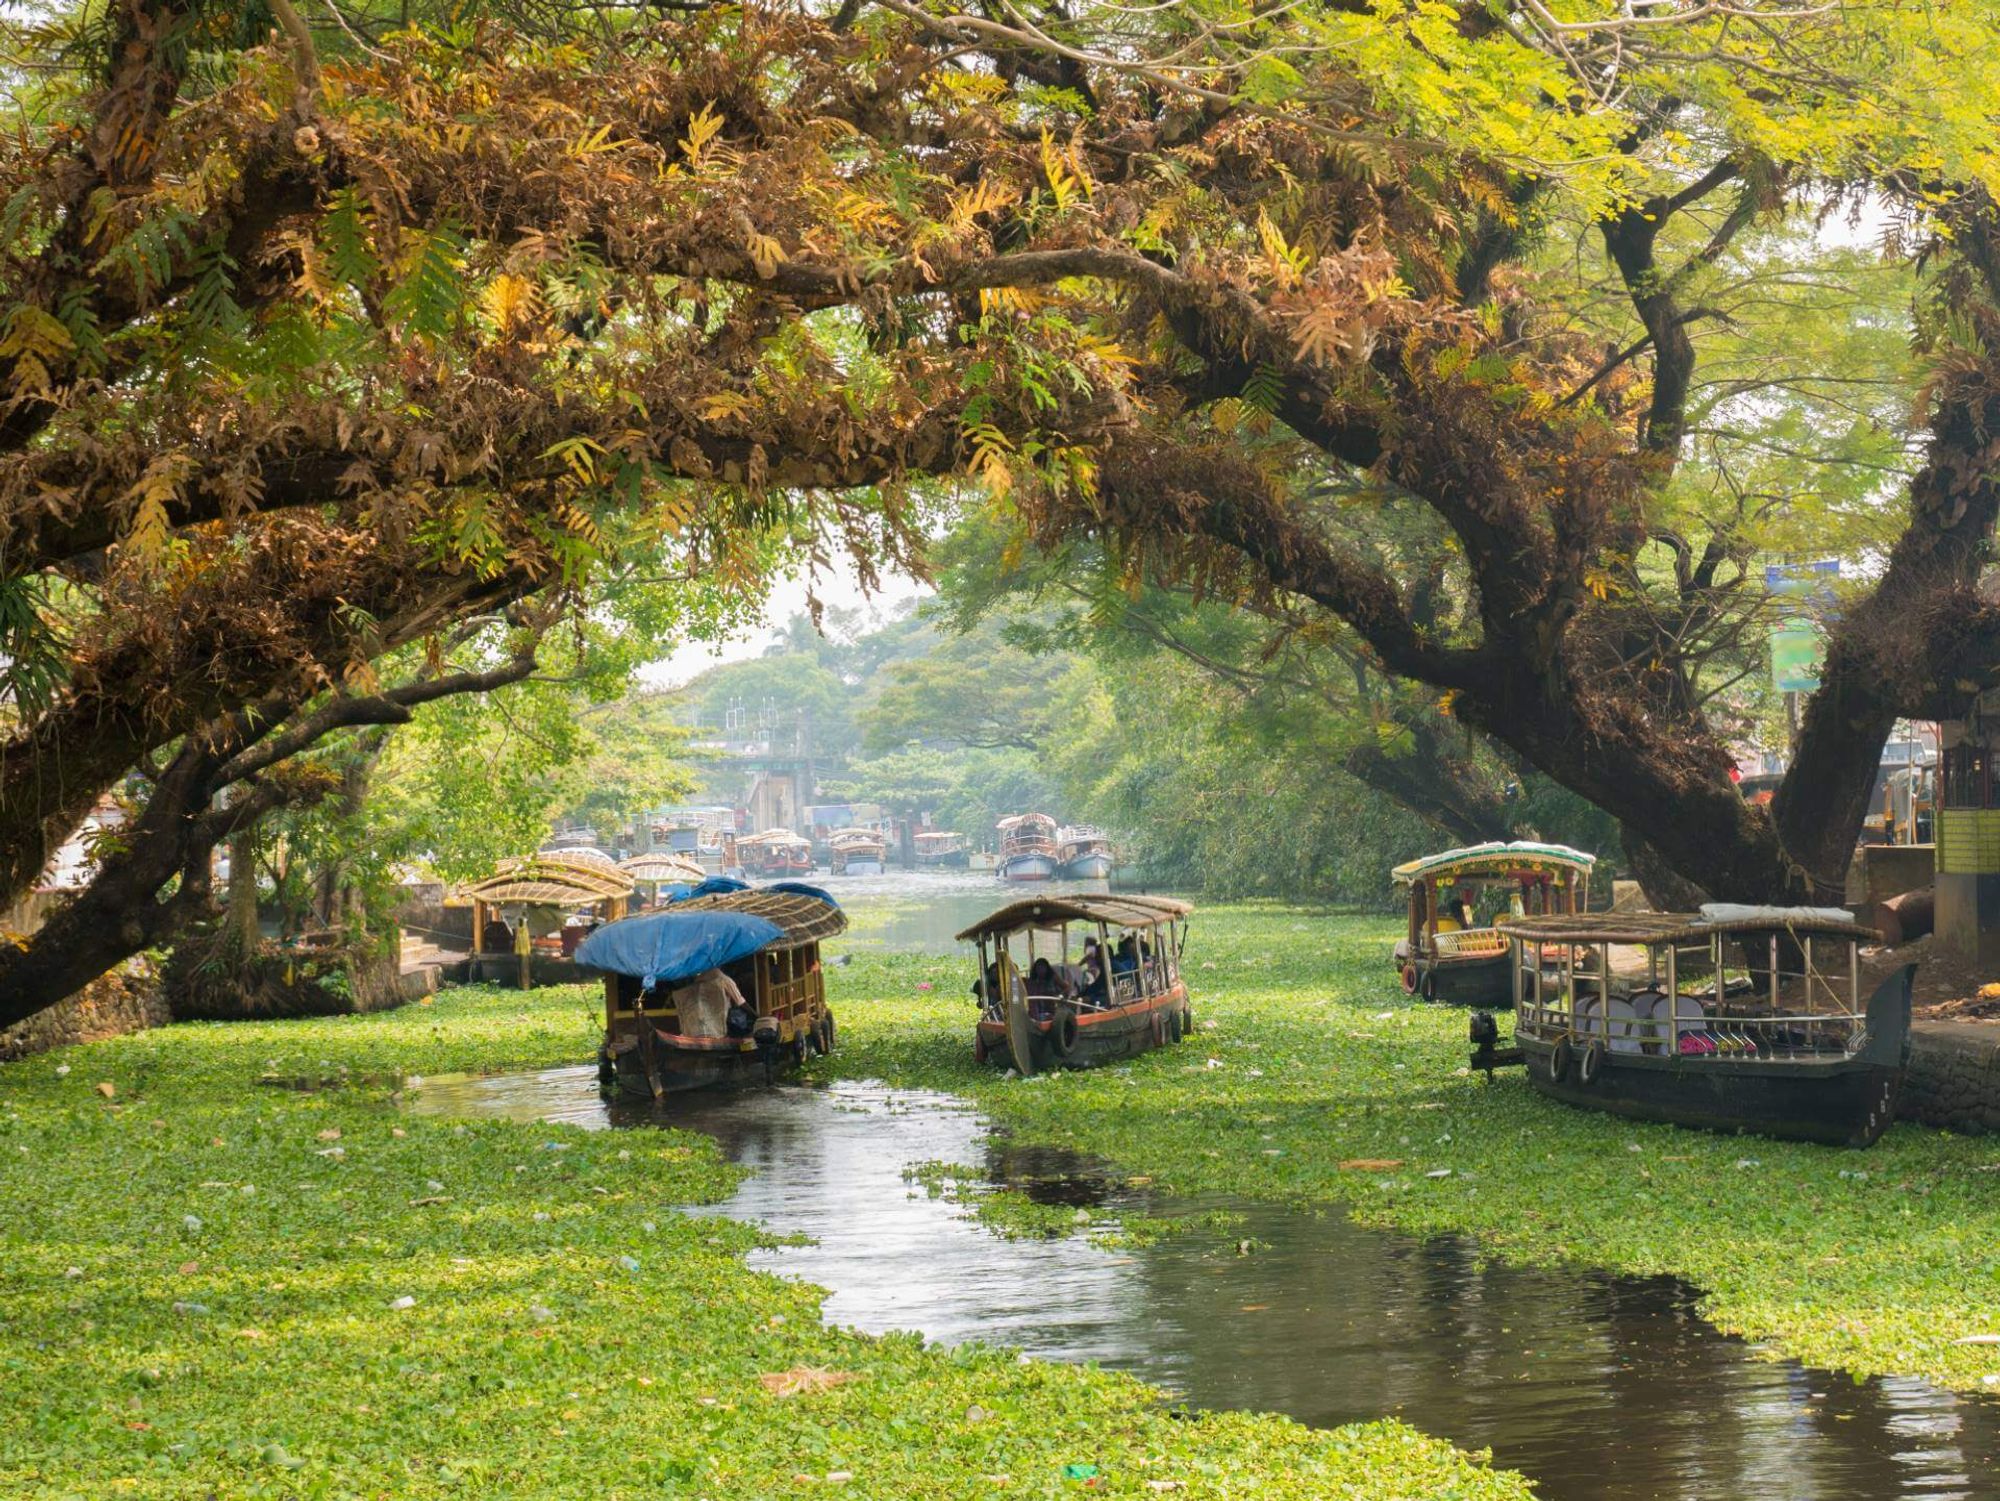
(406, 1068, 1999, 1501)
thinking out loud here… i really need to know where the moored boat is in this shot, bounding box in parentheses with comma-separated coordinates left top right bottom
(828, 828, 887, 876)
(736, 829, 815, 877)
(1474, 907, 1914, 1147)
(581, 884, 844, 1100)
(1392, 841, 1597, 1004)
(996, 813, 1059, 882)
(963, 894, 1194, 1073)
(1055, 825, 1115, 880)
(914, 830, 970, 869)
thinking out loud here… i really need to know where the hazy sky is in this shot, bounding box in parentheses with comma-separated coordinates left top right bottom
(640, 555, 932, 689)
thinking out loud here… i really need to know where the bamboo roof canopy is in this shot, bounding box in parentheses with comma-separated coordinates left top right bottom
(543, 844, 617, 867)
(737, 828, 811, 848)
(1505, 909, 1879, 945)
(828, 829, 885, 848)
(957, 894, 1193, 942)
(619, 852, 707, 884)
(462, 856, 635, 907)
(914, 830, 963, 844)
(1391, 841, 1598, 884)
(668, 888, 849, 947)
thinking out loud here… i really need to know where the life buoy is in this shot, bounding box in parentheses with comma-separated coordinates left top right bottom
(1400, 964, 1421, 994)
(1050, 1006, 1080, 1058)
(1550, 1036, 1574, 1083)
(1579, 1040, 1606, 1086)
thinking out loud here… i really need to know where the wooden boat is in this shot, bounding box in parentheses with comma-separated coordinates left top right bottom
(1392, 841, 1597, 1004)
(827, 828, 887, 876)
(1056, 824, 1115, 880)
(1474, 908, 1914, 1147)
(914, 830, 970, 869)
(618, 851, 706, 906)
(735, 829, 815, 877)
(996, 813, 1060, 882)
(962, 894, 1194, 1073)
(582, 884, 845, 1100)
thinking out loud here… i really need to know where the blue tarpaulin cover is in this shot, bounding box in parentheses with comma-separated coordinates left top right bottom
(575, 910, 781, 991)
(670, 876, 750, 902)
(763, 881, 840, 907)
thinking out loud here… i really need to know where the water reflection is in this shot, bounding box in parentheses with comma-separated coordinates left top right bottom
(405, 1069, 2000, 1501)
(805, 869, 1120, 952)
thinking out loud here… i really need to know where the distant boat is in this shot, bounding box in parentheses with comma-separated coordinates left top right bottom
(827, 828, 887, 876)
(996, 813, 1059, 882)
(914, 830, 970, 869)
(1056, 825, 1114, 880)
(735, 829, 815, 878)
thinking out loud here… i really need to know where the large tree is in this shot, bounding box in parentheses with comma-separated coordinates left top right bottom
(4, 0, 1999, 1026)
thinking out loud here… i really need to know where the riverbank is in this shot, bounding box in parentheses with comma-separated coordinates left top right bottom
(818, 904, 2000, 1392)
(0, 983, 1531, 1499)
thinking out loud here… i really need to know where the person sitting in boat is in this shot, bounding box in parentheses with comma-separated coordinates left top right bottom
(1112, 934, 1140, 976)
(675, 966, 747, 1039)
(1078, 939, 1109, 1007)
(1026, 957, 1065, 997)
(972, 959, 1002, 1004)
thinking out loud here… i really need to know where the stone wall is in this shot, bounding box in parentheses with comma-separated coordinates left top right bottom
(1901, 1021, 2000, 1134)
(0, 963, 170, 1061)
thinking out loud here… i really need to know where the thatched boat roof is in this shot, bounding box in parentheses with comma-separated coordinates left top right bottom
(463, 856, 634, 907)
(1391, 841, 1597, 884)
(957, 894, 1193, 942)
(671, 888, 848, 947)
(619, 852, 706, 884)
(1505, 909, 1878, 944)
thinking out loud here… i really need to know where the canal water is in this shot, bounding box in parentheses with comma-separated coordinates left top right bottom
(406, 1068, 2000, 1501)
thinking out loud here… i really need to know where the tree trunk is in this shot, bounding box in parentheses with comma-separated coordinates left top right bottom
(226, 828, 259, 950)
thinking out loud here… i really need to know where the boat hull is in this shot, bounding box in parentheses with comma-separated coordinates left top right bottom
(1412, 952, 1512, 1006)
(1516, 1035, 1903, 1147)
(1059, 852, 1114, 880)
(999, 854, 1058, 882)
(917, 849, 970, 869)
(976, 984, 1191, 1071)
(603, 1032, 797, 1100)
(833, 857, 884, 876)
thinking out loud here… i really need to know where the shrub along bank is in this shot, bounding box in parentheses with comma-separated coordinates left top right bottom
(817, 905, 2000, 1392)
(0, 981, 1530, 1500)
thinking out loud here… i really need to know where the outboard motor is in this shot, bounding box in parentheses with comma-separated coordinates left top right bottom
(1468, 1010, 1504, 1080)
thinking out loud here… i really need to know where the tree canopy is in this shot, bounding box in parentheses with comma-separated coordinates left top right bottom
(6, 0, 2000, 1020)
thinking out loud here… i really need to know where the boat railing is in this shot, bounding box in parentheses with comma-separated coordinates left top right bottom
(1513, 933, 1868, 1062)
(1432, 928, 1508, 959)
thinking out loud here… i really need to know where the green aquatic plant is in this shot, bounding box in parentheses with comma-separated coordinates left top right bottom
(816, 905, 2000, 1393)
(0, 979, 1532, 1499)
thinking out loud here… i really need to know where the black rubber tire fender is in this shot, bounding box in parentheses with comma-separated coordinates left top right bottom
(1549, 1035, 1574, 1084)
(1579, 1040, 1606, 1086)
(819, 1008, 836, 1055)
(1050, 1006, 1080, 1058)
(1166, 1007, 1183, 1045)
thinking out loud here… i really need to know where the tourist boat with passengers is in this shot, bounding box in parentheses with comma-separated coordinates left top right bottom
(580, 879, 844, 1101)
(1469, 905, 1914, 1147)
(1056, 825, 1115, 880)
(828, 828, 888, 876)
(735, 829, 815, 878)
(996, 813, 1060, 882)
(962, 894, 1194, 1074)
(914, 830, 970, 869)
(1392, 841, 1598, 1005)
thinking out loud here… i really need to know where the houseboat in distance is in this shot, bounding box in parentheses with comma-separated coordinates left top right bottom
(1056, 825, 1115, 880)
(828, 828, 887, 876)
(736, 829, 815, 878)
(914, 830, 970, 869)
(996, 813, 1060, 882)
